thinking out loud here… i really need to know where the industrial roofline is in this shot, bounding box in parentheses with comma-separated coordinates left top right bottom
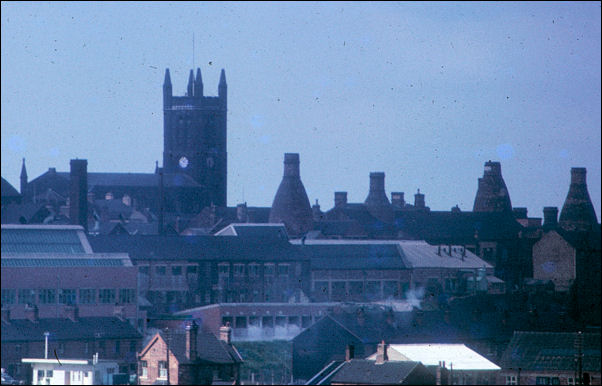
(1, 224, 86, 230)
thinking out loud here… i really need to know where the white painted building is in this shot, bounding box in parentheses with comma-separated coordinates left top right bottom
(21, 358, 119, 385)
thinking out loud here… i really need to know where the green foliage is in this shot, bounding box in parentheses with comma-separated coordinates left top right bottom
(235, 340, 293, 384)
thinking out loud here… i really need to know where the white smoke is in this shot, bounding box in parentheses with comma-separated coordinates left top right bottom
(405, 287, 425, 309)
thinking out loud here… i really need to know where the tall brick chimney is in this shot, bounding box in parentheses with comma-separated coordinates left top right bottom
(414, 189, 425, 209)
(543, 207, 558, 230)
(69, 159, 88, 232)
(375, 341, 388, 364)
(185, 322, 199, 360)
(219, 323, 232, 345)
(345, 344, 355, 361)
(334, 192, 348, 207)
(236, 203, 248, 223)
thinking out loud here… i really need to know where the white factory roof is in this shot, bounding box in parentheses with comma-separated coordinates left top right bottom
(366, 343, 501, 371)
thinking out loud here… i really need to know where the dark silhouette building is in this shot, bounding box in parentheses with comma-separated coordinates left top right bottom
(163, 68, 228, 208)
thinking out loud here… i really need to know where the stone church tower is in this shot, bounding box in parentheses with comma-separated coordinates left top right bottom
(162, 67, 227, 207)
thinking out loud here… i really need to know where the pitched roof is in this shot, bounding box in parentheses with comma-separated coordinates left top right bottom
(325, 309, 465, 345)
(1, 202, 51, 225)
(499, 331, 601, 372)
(141, 329, 243, 365)
(1, 253, 132, 267)
(365, 344, 500, 371)
(1, 177, 20, 197)
(1, 317, 142, 342)
(328, 359, 430, 385)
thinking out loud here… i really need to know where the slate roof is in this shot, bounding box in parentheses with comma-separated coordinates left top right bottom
(499, 331, 601, 372)
(325, 309, 466, 345)
(321, 203, 523, 242)
(1, 317, 142, 342)
(328, 359, 430, 385)
(88, 234, 310, 262)
(1, 202, 51, 225)
(1, 177, 20, 197)
(303, 244, 406, 270)
(1, 225, 89, 254)
(142, 328, 243, 365)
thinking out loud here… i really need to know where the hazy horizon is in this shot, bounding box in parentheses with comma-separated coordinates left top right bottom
(2, 2, 600, 221)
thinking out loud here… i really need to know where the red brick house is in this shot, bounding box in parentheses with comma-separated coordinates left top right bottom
(138, 322, 242, 385)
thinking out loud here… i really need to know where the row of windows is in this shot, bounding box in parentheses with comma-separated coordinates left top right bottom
(139, 360, 167, 379)
(506, 376, 575, 385)
(219, 263, 299, 277)
(1, 288, 136, 305)
(138, 265, 197, 276)
(138, 263, 302, 278)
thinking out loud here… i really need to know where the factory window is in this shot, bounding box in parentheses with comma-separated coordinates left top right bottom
(119, 289, 135, 304)
(155, 266, 166, 276)
(277, 264, 289, 276)
(218, 263, 230, 277)
(59, 289, 76, 305)
(186, 265, 197, 274)
(235, 316, 247, 329)
(38, 289, 55, 304)
(58, 343, 65, 354)
(18, 289, 36, 305)
(506, 375, 517, 385)
(79, 289, 97, 304)
(138, 266, 149, 275)
(567, 378, 575, 385)
(1, 289, 16, 304)
(264, 263, 275, 276)
(233, 264, 245, 277)
(99, 289, 116, 304)
(295, 263, 302, 276)
(171, 266, 182, 276)
(248, 263, 259, 278)
(366, 281, 381, 298)
(383, 281, 399, 298)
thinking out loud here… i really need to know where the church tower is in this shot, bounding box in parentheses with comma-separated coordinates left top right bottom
(162, 67, 227, 207)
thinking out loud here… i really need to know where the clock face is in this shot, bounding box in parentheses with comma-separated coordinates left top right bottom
(179, 156, 189, 169)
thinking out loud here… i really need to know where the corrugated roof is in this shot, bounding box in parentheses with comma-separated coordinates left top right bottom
(1, 226, 87, 254)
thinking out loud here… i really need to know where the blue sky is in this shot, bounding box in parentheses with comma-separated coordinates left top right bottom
(2, 2, 600, 220)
